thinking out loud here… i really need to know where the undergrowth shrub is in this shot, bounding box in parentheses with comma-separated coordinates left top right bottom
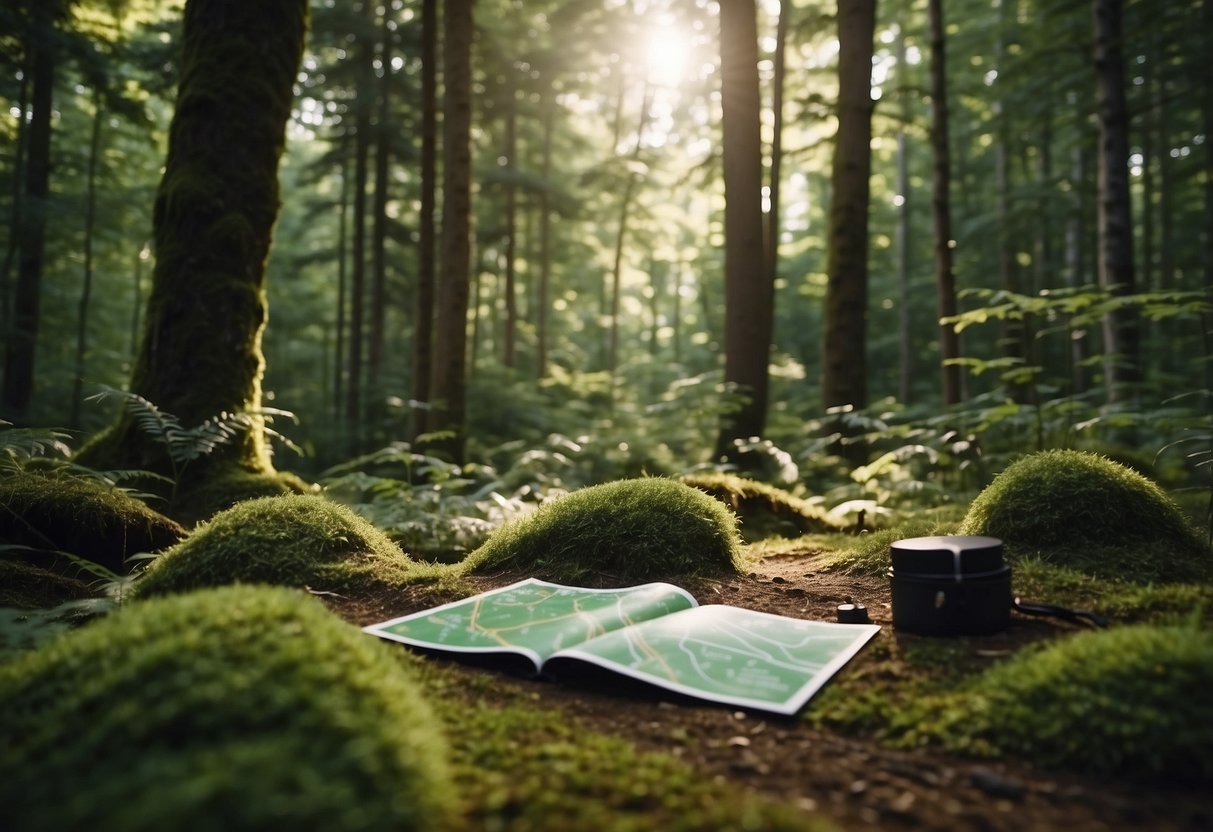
(136, 494, 428, 598)
(0, 584, 453, 831)
(462, 477, 744, 583)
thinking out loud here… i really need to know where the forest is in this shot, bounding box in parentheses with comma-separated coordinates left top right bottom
(2, 0, 1213, 830)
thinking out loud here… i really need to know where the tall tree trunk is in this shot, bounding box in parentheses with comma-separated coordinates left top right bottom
(1, 51, 31, 338)
(1064, 143, 1090, 395)
(347, 2, 374, 445)
(928, 0, 962, 407)
(2, 0, 58, 422)
(412, 0, 438, 438)
(766, 0, 788, 287)
(822, 0, 877, 422)
(334, 158, 349, 425)
(431, 0, 474, 463)
(77, 0, 308, 483)
(607, 84, 651, 382)
(502, 84, 519, 369)
(713, 0, 770, 461)
(895, 18, 913, 405)
(536, 89, 553, 380)
(71, 85, 105, 429)
(1204, 0, 1213, 394)
(368, 7, 393, 413)
(1093, 0, 1140, 402)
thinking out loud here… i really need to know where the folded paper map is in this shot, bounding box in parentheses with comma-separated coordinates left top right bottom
(364, 578, 880, 715)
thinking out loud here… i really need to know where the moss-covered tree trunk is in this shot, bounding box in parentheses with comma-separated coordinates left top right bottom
(78, 0, 307, 489)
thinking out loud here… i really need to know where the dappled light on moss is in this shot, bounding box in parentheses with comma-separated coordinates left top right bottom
(136, 494, 433, 598)
(462, 477, 744, 583)
(959, 450, 1210, 582)
(680, 472, 844, 541)
(0, 585, 454, 831)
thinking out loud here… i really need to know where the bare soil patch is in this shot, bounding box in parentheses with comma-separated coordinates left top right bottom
(322, 549, 1212, 832)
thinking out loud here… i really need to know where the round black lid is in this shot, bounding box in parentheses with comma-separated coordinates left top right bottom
(889, 535, 1004, 579)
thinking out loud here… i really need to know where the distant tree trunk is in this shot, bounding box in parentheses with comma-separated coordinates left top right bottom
(928, 0, 962, 407)
(1204, 0, 1213, 394)
(346, 1, 374, 445)
(77, 0, 308, 482)
(503, 85, 519, 369)
(1, 50, 31, 338)
(766, 0, 788, 287)
(130, 242, 148, 362)
(1064, 143, 1090, 395)
(536, 90, 554, 379)
(1093, 0, 1140, 403)
(334, 158, 349, 424)
(608, 84, 651, 382)
(2, 0, 59, 422)
(368, 7, 393, 413)
(430, 0, 474, 463)
(822, 0, 876, 423)
(713, 0, 770, 461)
(71, 85, 105, 429)
(895, 20, 913, 405)
(411, 0, 437, 439)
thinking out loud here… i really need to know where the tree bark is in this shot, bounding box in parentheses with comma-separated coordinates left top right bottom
(411, 0, 438, 438)
(71, 85, 105, 429)
(76, 0, 308, 479)
(431, 0, 474, 463)
(1093, 0, 1140, 402)
(822, 0, 876, 417)
(713, 0, 771, 461)
(346, 0, 374, 444)
(368, 6, 393, 408)
(928, 0, 962, 407)
(895, 18, 913, 405)
(503, 84, 519, 369)
(2, 0, 58, 422)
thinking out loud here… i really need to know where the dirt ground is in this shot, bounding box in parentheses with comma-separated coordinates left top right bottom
(325, 551, 1213, 832)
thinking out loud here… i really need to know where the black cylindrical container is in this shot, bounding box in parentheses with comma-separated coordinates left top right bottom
(888, 535, 1011, 635)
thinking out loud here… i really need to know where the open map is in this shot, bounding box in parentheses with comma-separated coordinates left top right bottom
(364, 578, 880, 715)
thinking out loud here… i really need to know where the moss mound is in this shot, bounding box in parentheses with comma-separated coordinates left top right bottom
(0, 584, 452, 831)
(136, 494, 419, 598)
(463, 477, 744, 583)
(958, 450, 1209, 581)
(0, 559, 96, 609)
(926, 625, 1213, 783)
(0, 471, 185, 573)
(680, 472, 844, 541)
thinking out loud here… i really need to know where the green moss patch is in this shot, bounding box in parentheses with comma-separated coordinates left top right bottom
(0, 584, 453, 831)
(959, 450, 1210, 582)
(136, 494, 429, 598)
(462, 478, 744, 584)
(680, 472, 844, 541)
(917, 625, 1213, 783)
(0, 471, 185, 573)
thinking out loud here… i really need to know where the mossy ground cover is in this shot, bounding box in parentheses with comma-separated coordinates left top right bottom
(135, 493, 444, 598)
(0, 585, 453, 832)
(461, 477, 746, 584)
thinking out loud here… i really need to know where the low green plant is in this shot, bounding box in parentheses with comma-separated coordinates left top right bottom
(87, 385, 300, 501)
(135, 494, 435, 598)
(0, 584, 454, 831)
(959, 449, 1210, 582)
(462, 477, 744, 584)
(910, 624, 1213, 782)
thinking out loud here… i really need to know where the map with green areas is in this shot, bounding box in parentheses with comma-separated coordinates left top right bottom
(550, 605, 879, 715)
(366, 578, 697, 669)
(364, 578, 880, 715)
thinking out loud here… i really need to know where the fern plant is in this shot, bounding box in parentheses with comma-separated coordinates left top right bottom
(89, 386, 299, 498)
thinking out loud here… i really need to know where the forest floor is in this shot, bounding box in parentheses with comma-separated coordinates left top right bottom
(325, 546, 1213, 832)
